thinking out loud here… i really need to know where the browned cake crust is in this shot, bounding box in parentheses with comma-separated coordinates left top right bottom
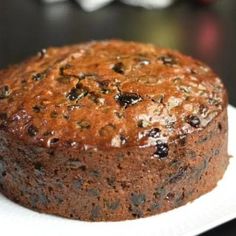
(0, 40, 228, 221)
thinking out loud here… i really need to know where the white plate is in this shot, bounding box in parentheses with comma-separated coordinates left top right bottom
(0, 106, 236, 236)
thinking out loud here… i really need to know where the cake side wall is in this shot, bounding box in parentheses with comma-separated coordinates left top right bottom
(0, 107, 228, 221)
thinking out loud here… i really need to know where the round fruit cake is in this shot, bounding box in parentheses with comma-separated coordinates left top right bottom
(0, 40, 228, 221)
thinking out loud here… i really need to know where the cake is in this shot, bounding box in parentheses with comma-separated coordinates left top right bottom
(0, 40, 228, 221)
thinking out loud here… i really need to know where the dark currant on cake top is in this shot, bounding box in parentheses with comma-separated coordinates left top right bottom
(0, 85, 10, 99)
(32, 72, 46, 81)
(187, 115, 201, 128)
(112, 62, 125, 74)
(154, 141, 169, 158)
(115, 92, 142, 107)
(148, 128, 161, 138)
(158, 55, 177, 65)
(27, 125, 39, 137)
(67, 87, 88, 101)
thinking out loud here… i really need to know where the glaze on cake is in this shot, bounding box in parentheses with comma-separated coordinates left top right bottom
(0, 40, 228, 221)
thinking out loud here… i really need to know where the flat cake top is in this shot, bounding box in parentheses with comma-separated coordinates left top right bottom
(0, 40, 227, 154)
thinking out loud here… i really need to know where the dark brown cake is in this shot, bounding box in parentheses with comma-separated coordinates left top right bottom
(0, 40, 228, 221)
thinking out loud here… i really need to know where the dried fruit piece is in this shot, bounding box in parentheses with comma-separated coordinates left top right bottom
(34, 162, 44, 175)
(67, 88, 79, 101)
(169, 166, 188, 184)
(148, 128, 161, 138)
(115, 92, 142, 107)
(158, 55, 177, 65)
(111, 134, 127, 147)
(199, 104, 208, 117)
(149, 202, 160, 211)
(67, 86, 88, 101)
(187, 115, 201, 128)
(154, 186, 166, 199)
(32, 105, 44, 113)
(0, 112, 7, 127)
(120, 134, 127, 145)
(154, 140, 169, 158)
(27, 125, 39, 137)
(32, 72, 45, 81)
(43, 130, 54, 137)
(38, 192, 49, 205)
(178, 134, 187, 146)
(137, 119, 151, 128)
(112, 62, 125, 74)
(73, 179, 83, 189)
(131, 193, 146, 206)
(105, 200, 120, 210)
(129, 205, 144, 218)
(165, 192, 175, 201)
(90, 206, 101, 220)
(137, 58, 150, 66)
(98, 80, 111, 94)
(0, 85, 10, 99)
(49, 138, 60, 145)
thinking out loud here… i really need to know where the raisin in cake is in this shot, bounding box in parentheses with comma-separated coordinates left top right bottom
(0, 40, 228, 221)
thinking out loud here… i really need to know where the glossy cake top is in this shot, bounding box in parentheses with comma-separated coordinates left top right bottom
(0, 40, 227, 154)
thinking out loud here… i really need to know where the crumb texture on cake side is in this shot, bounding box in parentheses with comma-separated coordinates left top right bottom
(0, 40, 228, 221)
